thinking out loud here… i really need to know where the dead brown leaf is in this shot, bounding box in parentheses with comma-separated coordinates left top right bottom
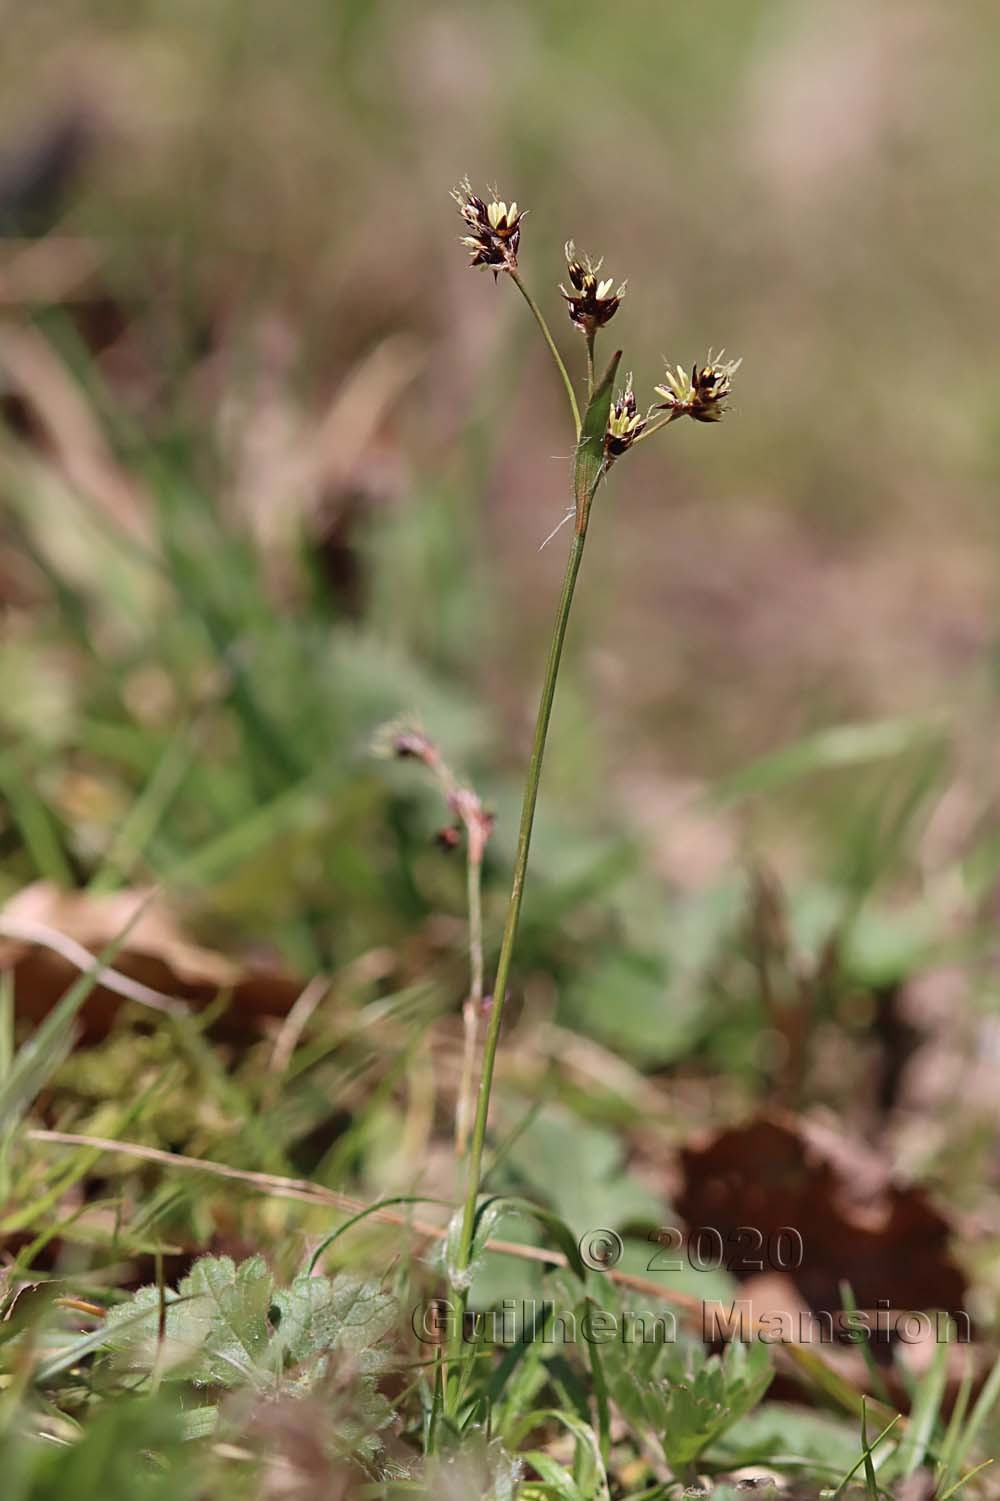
(0, 880, 304, 1040)
(676, 1113, 966, 1320)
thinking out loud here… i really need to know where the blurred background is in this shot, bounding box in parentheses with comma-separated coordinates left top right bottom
(4, 0, 1000, 1206)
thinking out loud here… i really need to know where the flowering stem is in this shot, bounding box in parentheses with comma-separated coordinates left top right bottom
(446, 509, 592, 1409)
(454, 847, 484, 1157)
(585, 329, 596, 399)
(466, 849, 484, 1008)
(510, 270, 581, 439)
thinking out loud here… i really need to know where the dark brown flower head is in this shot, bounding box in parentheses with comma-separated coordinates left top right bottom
(388, 726, 437, 764)
(604, 374, 647, 459)
(654, 350, 741, 423)
(452, 179, 524, 276)
(435, 824, 463, 852)
(559, 242, 626, 332)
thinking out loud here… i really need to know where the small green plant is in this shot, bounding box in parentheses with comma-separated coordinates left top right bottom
(100, 1255, 398, 1458)
(599, 1322, 773, 1481)
(445, 180, 739, 1412)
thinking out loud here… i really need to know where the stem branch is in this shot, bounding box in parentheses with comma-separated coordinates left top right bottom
(510, 270, 581, 439)
(633, 410, 681, 445)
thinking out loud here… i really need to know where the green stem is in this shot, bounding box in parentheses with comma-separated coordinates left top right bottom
(585, 329, 596, 399)
(634, 410, 681, 445)
(446, 513, 591, 1409)
(510, 270, 581, 438)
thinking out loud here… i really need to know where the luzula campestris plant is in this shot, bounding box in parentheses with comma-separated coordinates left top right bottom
(445, 181, 739, 1412)
(374, 719, 495, 1160)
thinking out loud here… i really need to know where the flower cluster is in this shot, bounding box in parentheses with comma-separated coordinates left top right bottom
(452, 183, 741, 474)
(452, 179, 524, 276)
(559, 242, 625, 333)
(654, 352, 741, 424)
(375, 718, 495, 862)
(604, 376, 647, 459)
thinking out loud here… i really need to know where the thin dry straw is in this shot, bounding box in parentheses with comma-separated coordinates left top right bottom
(0, 916, 188, 1018)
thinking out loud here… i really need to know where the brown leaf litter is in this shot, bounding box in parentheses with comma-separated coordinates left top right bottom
(0, 880, 304, 1040)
